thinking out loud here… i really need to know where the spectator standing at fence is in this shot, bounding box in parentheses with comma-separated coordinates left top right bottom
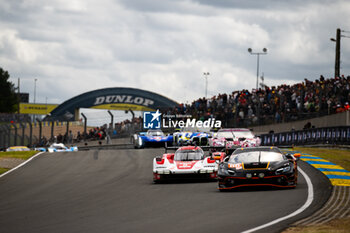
(106, 130, 111, 144)
(57, 133, 63, 143)
(76, 131, 82, 142)
(68, 130, 73, 144)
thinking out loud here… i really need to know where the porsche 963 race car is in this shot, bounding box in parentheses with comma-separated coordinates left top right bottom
(153, 146, 218, 182)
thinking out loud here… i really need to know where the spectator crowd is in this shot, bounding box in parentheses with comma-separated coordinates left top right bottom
(68, 74, 350, 134)
(33, 127, 110, 147)
(166, 74, 350, 128)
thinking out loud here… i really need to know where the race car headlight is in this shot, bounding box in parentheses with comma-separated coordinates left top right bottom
(228, 170, 236, 175)
(158, 170, 170, 174)
(218, 166, 229, 175)
(276, 165, 291, 174)
(220, 164, 227, 171)
(199, 169, 214, 174)
(246, 173, 252, 179)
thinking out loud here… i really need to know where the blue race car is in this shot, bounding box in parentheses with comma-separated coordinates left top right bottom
(47, 143, 78, 153)
(173, 127, 212, 146)
(132, 129, 173, 149)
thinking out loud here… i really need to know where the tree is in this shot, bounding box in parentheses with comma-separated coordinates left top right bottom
(0, 67, 19, 113)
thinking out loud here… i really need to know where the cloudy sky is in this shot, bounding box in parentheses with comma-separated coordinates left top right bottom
(1, 0, 350, 107)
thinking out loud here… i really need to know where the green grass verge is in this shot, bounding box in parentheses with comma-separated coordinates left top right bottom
(0, 167, 10, 174)
(284, 217, 350, 233)
(0, 151, 38, 160)
(294, 147, 350, 171)
(0, 151, 38, 175)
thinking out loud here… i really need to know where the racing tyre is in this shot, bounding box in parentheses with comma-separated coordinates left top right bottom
(133, 136, 143, 149)
(219, 188, 229, 192)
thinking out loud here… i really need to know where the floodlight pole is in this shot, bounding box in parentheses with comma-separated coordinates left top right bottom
(34, 78, 37, 103)
(248, 48, 268, 89)
(335, 28, 341, 78)
(330, 28, 350, 78)
(81, 113, 87, 141)
(330, 28, 341, 78)
(203, 72, 210, 98)
(107, 110, 114, 129)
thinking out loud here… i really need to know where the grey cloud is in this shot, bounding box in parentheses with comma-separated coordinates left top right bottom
(118, 0, 185, 13)
(118, 0, 337, 12)
(1, 0, 350, 108)
(191, 0, 336, 10)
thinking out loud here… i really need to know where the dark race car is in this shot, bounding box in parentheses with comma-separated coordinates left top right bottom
(217, 147, 300, 191)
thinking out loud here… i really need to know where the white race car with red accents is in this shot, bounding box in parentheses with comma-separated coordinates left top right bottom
(153, 146, 218, 182)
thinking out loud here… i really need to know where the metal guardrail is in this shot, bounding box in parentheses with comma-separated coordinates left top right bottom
(260, 126, 350, 146)
(0, 119, 141, 150)
(78, 143, 134, 151)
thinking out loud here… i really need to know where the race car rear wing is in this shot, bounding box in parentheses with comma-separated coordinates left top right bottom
(164, 142, 235, 153)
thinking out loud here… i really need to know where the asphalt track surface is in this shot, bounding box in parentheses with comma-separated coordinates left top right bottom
(0, 148, 331, 233)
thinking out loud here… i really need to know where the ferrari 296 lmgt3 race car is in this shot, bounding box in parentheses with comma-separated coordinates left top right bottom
(217, 147, 300, 190)
(153, 146, 218, 182)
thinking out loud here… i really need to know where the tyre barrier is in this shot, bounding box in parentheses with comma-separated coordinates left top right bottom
(260, 126, 350, 146)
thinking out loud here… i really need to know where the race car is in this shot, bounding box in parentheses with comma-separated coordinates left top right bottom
(217, 147, 300, 190)
(47, 143, 78, 153)
(34, 147, 47, 152)
(153, 146, 218, 182)
(210, 128, 260, 150)
(173, 127, 211, 146)
(132, 129, 173, 149)
(6, 146, 30, 152)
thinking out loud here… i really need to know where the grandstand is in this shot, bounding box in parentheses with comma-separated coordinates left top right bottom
(169, 75, 350, 129)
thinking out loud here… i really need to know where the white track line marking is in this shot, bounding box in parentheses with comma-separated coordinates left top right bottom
(242, 167, 314, 233)
(0, 152, 44, 179)
(311, 186, 341, 224)
(339, 187, 350, 219)
(295, 185, 336, 225)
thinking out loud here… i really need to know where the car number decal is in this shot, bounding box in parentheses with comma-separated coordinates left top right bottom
(228, 163, 242, 170)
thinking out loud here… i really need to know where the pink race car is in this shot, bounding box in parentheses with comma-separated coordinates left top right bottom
(209, 128, 261, 156)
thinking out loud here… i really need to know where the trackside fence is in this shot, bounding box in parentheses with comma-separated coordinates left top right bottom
(260, 126, 350, 146)
(0, 121, 86, 150)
